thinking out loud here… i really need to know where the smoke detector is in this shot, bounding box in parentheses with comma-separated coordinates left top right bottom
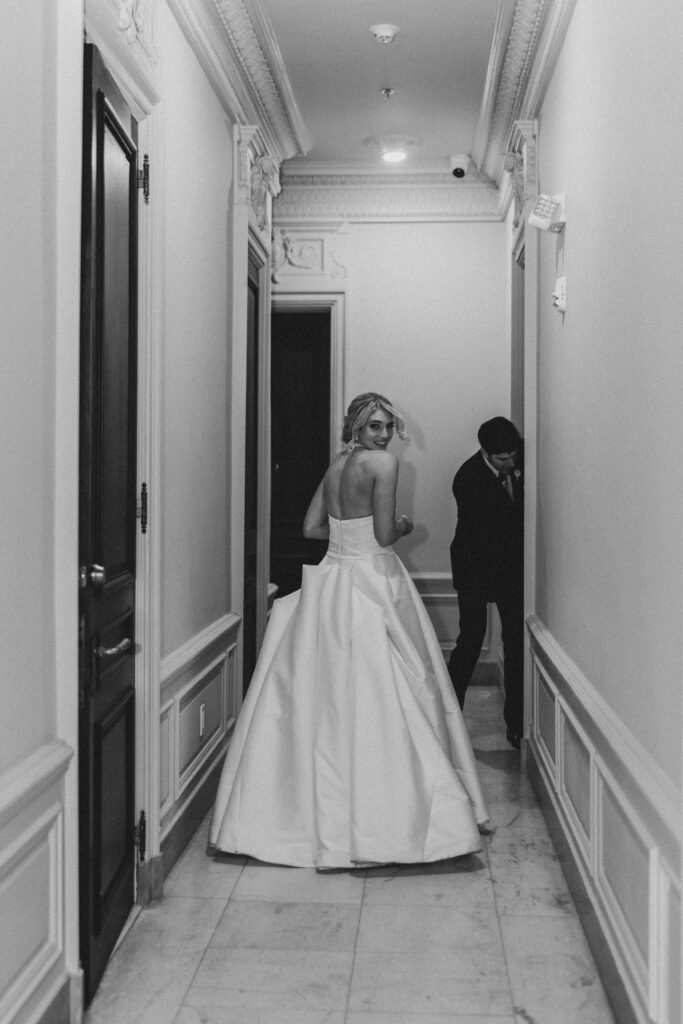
(369, 24, 399, 43)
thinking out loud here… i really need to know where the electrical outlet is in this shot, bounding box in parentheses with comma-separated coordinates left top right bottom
(552, 276, 566, 313)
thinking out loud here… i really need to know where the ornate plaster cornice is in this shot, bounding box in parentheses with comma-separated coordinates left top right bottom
(85, 0, 160, 118)
(167, 0, 310, 161)
(274, 174, 501, 224)
(478, 0, 578, 184)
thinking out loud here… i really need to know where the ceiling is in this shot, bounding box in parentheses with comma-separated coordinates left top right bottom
(256, 0, 507, 176)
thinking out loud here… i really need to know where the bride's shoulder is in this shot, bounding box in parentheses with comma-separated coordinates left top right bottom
(362, 449, 398, 473)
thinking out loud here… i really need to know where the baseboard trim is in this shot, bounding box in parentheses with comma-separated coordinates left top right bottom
(160, 756, 224, 878)
(528, 747, 639, 1024)
(526, 615, 680, 1024)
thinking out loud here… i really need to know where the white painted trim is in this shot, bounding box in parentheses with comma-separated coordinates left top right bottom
(85, 0, 160, 120)
(135, 105, 164, 868)
(0, 802, 64, 1024)
(160, 613, 241, 684)
(527, 617, 681, 1024)
(166, 0, 307, 159)
(159, 618, 239, 832)
(528, 615, 680, 841)
(0, 742, 73, 829)
(53, 0, 85, 998)
(472, 0, 517, 171)
(518, 0, 579, 119)
(249, 229, 273, 651)
(243, 0, 312, 154)
(270, 292, 346, 462)
(174, 654, 229, 795)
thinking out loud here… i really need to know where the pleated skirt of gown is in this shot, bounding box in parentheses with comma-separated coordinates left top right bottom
(209, 515, 489, 868)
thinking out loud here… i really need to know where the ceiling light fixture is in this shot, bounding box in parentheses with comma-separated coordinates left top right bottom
(363, 134, 419, 164)
(369, 23, 399, 43)
(380, 87, 395, 99)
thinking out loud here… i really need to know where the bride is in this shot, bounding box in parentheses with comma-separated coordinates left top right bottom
(209, 392, 489, 868)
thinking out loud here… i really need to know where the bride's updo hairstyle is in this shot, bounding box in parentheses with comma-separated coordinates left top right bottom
(342, 392, 408, 445)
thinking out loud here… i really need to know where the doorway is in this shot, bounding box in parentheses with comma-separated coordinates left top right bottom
(78, 44, 140, 1005)
(243, 259, 260, 689)
(270, 305, 338, 596)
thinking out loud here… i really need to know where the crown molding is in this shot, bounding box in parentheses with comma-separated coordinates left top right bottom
(167, 0, 309, 160)
(243, 0, 312, 155)
(472, 0, 517, 172)
(274, 174, 501, 224)
(85, 0, 161, 119)
(479, 0, 578, 183)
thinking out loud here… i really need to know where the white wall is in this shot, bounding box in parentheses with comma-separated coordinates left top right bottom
(345, 220, 510, 574)
(158, 2, 234, 657)
(0, 0, 83, 1019)
(0, 0, 60, 773)
(534, 0, 683, 786)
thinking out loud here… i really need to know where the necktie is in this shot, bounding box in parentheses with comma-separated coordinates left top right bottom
(500, 473, 512, 499)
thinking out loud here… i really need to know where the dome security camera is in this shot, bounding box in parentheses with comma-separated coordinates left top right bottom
(450, 154, 469, 178)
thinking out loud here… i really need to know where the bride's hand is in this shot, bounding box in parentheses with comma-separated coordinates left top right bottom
(396, 514, 414, 536)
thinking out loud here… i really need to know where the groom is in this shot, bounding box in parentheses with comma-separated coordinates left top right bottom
(447, 417, 524, 748)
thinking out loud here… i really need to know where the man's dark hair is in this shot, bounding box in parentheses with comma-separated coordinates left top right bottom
(477, 417, 521, 455)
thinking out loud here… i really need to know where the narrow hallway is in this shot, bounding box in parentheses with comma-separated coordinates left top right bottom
(85, 686, 615, 1024)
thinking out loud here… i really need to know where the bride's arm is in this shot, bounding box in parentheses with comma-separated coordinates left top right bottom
(303, 480, 330, 540)
(372, 453, 413, 546)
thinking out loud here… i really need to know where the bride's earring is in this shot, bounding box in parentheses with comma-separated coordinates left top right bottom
(346, 433, 359, 452)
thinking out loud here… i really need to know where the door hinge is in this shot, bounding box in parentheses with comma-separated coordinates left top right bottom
(135, 810, 147, 862)
(137, 153, 150, 204)
(136, 482, 148, 534)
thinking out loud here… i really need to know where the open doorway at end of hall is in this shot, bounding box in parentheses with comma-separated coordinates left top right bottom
(270, 305, 333, 597)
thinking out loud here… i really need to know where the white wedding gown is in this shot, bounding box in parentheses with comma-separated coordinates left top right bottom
(209, 515, 489, 868)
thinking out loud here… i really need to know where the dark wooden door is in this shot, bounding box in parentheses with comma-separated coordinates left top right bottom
(243, 263, 259, 692)
(270, 310, 330, 596)
(79, 44, 139, 1006)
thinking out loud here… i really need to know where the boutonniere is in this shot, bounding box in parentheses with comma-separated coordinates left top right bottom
(513, 469, 522, 481)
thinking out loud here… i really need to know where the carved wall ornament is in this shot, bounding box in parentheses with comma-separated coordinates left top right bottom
(119, 0, 145, 45)
(271, 226, 349, 283)
(251, 154, 281, 230)
(507, 118, 538, 226)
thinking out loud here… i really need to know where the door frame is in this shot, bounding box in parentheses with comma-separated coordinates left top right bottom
(248, 229, 272, 651)
(270, 292, 346, 462)
(82, 9, 163, 895)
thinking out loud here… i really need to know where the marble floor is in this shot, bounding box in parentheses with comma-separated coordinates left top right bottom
(85, 686, 616, 1024)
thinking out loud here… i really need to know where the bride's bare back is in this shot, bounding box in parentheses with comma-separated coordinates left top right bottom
(303, 400, 413, 547)
(304, 447, 413, 548)
(323, 448, 386, 519)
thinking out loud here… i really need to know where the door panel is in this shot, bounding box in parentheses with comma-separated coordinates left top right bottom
(270, 310, 330, 596)
(79, 44, 138, 1005)
(243, 265, 259, 691)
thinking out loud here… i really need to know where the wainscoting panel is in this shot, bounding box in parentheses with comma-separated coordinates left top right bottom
(560, 712, 591, 846)
(412, 572, 499, 662)
(159, 614, 240, 844)
(0, 741, 73, 1024)
(527, 616, 681, 1024)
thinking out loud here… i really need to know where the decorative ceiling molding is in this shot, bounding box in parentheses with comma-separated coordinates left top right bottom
(274, 176, 502, 224)
(85, 0, 160, 119)
(270, 0, 577, 224)
(471, 0, 517, 172)
(479, 0, 578, 183)
(243, 0, 312, 154)
(167, 0, 309, 161)
(479, 0, 547, 183)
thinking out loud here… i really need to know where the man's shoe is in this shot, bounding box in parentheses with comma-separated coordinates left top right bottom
(506, 728, 521, 750)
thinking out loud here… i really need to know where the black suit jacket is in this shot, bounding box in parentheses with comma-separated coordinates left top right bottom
(450, 450, 523, 600)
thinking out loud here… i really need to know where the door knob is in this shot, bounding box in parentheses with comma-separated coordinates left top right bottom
(97, 637, 132, 658)
(89, 564, 106, 586)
